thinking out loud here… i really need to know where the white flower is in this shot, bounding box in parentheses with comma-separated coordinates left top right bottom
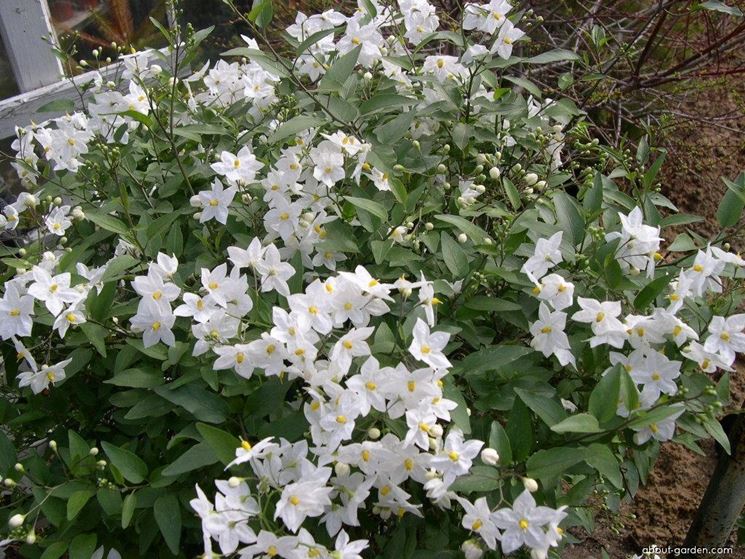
(409, 318, 452, 369)
(329, 327, 374, 375)
(17, 358, 71, 394)
(571, 297, 626, 348)
(45, 206, 72, 236)
(633, 405, 684, 444)
(532, 273, 574, 311)
(0, 284, 34, 340)
(275, 477, 333, 532)
(492, 490, 565, 555)
(529, 303, 575, 367)
(520, 231, 563, 284)
(226, 436, 278, 469)
(256, 244, 296, 297)
(211, 145, 263, 185)
(192, 179, 237, 224)
(704, 314, 745, 364)
(631, 350, 681, 399)
(458, 496, 500, 550)
(228, 237, 264, 270)
(491, 19, 525, 59)
(129, 299, 176, 347)
(429, 428, 484, 486)
(311, 141, 346, 187)
(464, 0, 513, 34)
(52, 301, 87, 338)
(27, 267, 80, 317)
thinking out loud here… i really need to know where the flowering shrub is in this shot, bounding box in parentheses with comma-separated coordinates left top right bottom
(1, 0, 743, 557)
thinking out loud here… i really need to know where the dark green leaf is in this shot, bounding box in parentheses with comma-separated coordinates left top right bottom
(101, 441, 148, 484)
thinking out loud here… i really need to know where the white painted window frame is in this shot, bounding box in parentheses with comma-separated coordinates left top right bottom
(0, 0, 176, 140)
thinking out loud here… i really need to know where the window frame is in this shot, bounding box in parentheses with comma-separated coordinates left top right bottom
(0, 0, 175, 140)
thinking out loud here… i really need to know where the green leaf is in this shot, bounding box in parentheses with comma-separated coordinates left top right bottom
(105, 367, 164, 388)
(101, 441, 148, 484)
(443, 380, 471, 434)
(162, 442, 218, 476)
(488, 420, 512, 465)
(464, 296, 520, 312)
(553, 191, 584, 245)
(515, 388, 567, 427)
(449, 465, 500, 493)
(454, 345, 533, 375)
(527, 447, 586, 481)
(584, 171, 603, 212)
(296, 28, 337, 55)
(85, 210, 131, 237)
(375, 110, 416, 144)
(526, 48, 581, 64)
(701, 0, 743, 16)
(0, 431, 16, 475)
(504, 75, 542, 98)
(37, 98, 76, 113)
(434, 214, 489, 243)
(359, 94, 415, 116)
(248, 0, 274, 27)
(502, 177, 522, 210)
(67, 488, 95, 520)
(153, 383, 229, 424)
(589, 366, 622, 424)
(550, 413, 601, 434)
(121, 492, 137, 529)
(584, 444, 623, 488)
(101, 254, 140, 282)
(441, 232, 469, 277)
(717, 174, 745, 228)
(69, 533, 97, 559)
(40, 542, 68, 559)
(320, 45, 361, 91)
(452, 123, 471, 151)
(154, 494, 182, 555)
(634, 273, 671, 310)
(344, 196, 388, 222)
(703, 417, 731, 454)
(68, 430, 89, 463)
(197, 423, 241, 465)
(268, 115, 326, 144)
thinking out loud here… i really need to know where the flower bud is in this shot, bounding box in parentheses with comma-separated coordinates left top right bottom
(97, 460, 107, 469)
(26, 531, 36, 544)
(393, 164, 405, 173)
(461, 539, 484, 559)
(430, 424, 443, 438)
(457, 233, 468, 244)
(442, 144, 450, 153)
(489, 167, 501, 179)
(474, 164, 484, 174)
(193, 212, 203, 221)
(523, 173, 539, 186)
(49, 440, 57, 451)
(480, 448, 499, 465)
(4, 478, 16, 488)
(437, 164, 447, 174)
(412, 140, 420, 150)
(425, 222, 434, 231)
(18, 248, 26, 257)
(14, 463, 24, 473)
(367, 427, 381, 440)
(522, 477, 539, 492)
(228, 476, 242, 488)
(151, 64, 162, 75)
(72, 206, 86, 220)
(53, 197, 62, 206)
(363, 71, 373, 80)
(512, 163, 522, 173)
(9, 514, 25, 528)
(534, 180, 547, 191)
(334, 462, 351, 477)
(89, 447, 99, 456)
(476, 153, 487, 165)
(401, 287, 412, 298)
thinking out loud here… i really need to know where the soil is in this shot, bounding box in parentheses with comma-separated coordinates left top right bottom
(564, 78, 745, 558)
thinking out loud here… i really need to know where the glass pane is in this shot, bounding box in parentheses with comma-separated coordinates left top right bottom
(0, 35, 20, 100)
(48, 0, 170, 72)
